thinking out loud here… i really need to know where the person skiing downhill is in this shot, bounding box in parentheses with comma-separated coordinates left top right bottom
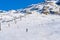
(26, 28, 28, 32)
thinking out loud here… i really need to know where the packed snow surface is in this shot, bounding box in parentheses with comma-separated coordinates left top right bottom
(0, 13, 60, 40)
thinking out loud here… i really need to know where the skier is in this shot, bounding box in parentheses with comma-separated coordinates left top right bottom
(26, 28, 28, 32)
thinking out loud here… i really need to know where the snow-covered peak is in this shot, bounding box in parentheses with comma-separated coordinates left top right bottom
(0, 1, 60, 40)
(0, 0, 60, 23)
(45, 0, 58, 3)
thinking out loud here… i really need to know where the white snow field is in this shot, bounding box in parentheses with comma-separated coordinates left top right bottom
(0, 12, 60, 40)
(0, 0, 60, 40)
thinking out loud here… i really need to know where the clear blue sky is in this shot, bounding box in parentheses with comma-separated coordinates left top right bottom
(0, 0, 44, 10)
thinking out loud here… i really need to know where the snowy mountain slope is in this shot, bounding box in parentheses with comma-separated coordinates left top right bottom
(0, 0, 60, 40)
(0, 13, 60, 40)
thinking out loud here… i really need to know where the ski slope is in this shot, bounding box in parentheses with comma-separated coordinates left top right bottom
(0, 0, 60, 40)
(0, 12, 60, 40)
